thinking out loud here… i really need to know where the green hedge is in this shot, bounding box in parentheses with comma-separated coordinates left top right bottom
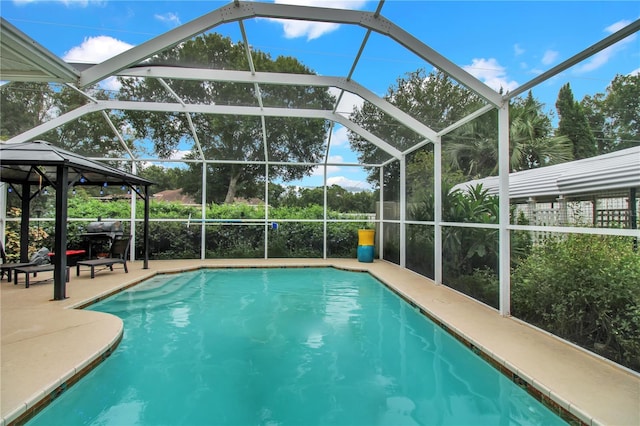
(512, 234, 640, 371)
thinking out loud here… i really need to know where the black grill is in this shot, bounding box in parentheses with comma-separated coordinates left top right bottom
(84, 221, 124, 240)
(80, 221, 124, 258)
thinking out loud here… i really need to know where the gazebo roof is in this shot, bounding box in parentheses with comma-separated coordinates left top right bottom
(0, 140, 153, 188)
(453, 146, 640, 202)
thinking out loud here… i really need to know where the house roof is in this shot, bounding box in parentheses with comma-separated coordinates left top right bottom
(153, 188, 197, 204)
(452, 146, 640, 202)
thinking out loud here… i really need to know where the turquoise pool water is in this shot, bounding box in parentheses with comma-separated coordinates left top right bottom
(29, 268, 566, 425)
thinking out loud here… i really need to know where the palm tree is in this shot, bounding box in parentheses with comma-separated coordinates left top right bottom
(444, 91, 573, 177)
(510, 92, 573, 171)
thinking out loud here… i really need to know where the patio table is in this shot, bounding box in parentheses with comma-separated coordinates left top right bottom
(47, 249, 86, 266)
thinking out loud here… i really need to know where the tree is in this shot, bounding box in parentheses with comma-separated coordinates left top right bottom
(138, 165, 186, 194)
(442, 110, 500, 178)
(119, 33, 335, 203)
(1, 82, 132, 204)
(51, 85, 131, 159)
(445, 91, 573, 177)
(1, 82, 130, 160)
(509, 92, 573, 170)
(0, 82, 57, 140)
(275, 185, 375, 212)
(556, 83, 597, 160)
(582, 74, 639, 154)
(349, 69, 484, 197)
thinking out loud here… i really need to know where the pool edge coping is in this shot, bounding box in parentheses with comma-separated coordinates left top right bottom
(4, 325, 123, 426)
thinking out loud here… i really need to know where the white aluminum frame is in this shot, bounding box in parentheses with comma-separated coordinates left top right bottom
(1, 1, 638, 317)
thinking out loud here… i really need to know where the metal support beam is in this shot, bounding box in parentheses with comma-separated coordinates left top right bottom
(323, 164, 328, 260)
(143, 185, 150, 269)
(434, 136, 442, 284)
(379, 166, 384, 260)
(506, 18, 640, 101)
(6, 103, 103, 144)
(6, 82, 405, 162)
(101, 110, 137, 160)
(498, 104, 510, 316)
(117, 67, 438, 142)
(78, 2, 501, 105)
(53, 165, 68, 300)
(264, 162, 269, 260)
(399, 155, 406, 267)
(201, 162, 207, 260)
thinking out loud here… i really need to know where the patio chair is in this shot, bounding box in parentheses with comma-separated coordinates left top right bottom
(1, 242, 41, 282)
(76, 235, 131, 279)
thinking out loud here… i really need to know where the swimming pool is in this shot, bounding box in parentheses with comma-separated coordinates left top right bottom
(28, 267, 566, 425)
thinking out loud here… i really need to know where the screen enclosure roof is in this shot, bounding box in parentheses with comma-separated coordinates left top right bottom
(1, 1, 639, 171)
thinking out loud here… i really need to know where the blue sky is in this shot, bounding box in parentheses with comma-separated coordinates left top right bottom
(1, 0, 639, 190)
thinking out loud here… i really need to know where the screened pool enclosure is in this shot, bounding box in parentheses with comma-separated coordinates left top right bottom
(1, 1, 639, 367)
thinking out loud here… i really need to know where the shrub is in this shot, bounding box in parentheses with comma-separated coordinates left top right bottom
(3, 207, 52, 260)
(512, 234, 640, 371)
(448, 267, 499, 309)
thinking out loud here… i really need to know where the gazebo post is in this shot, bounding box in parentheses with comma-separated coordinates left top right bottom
(53, 165, 68, 300)
(20, 183, 30, 262)
(143, 185, 150, 269)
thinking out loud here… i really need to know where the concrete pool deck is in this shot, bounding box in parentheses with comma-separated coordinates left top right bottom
(1, 258, 639, 425)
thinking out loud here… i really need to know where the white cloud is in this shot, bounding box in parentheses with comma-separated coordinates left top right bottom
(63, 36, 134, 91)
(99, 76, 122, 92)
(13, 0, 105, 6)
(269, 0, 368, 40)
(605, 19, 632, 33)
(629, 68, 640, 76)
(574, 19, 636, 74)
(326, 176, 371, 191)
(330, 126, 349, 147)
(575, 46, 617, 73)
(320, 154, 373, 191)
(311, 155, 342, 176)
(514, 44, 525, 56)
(274, 0, 368, 11)
(463, 58, 519, 93)
(169, 150, 190, 161)
(155, 12, 181, 27)
(140, 151, 190, 169)
(329, 87, 364, 116)
(63, 35, 134, 63)
(277, 19, 340, 41)
(541, 49, 558, 66)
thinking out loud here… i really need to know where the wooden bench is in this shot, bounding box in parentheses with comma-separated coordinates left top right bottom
(13, 264, 70, 288)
